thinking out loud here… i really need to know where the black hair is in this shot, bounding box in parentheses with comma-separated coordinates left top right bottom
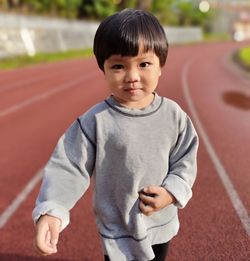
(93, 9, 168, 71)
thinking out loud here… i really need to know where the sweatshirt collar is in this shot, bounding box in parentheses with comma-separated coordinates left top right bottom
(105, 93, 163, 117)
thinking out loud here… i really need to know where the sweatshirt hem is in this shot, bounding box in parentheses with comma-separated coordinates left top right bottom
(101, 216, 179, 261)
(99, 214, 177, 241)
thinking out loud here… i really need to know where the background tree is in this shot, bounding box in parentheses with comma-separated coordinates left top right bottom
(135, 0, 151, 11)
(77, 0, 116, 19)
(151, 0, 178, 25)
(116, 0, 136, 10)
(0, 0, 214, 30)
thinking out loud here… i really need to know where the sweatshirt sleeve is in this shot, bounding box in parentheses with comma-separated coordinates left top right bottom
(32, 119, 96, 231)
(162, 115, 199, 209)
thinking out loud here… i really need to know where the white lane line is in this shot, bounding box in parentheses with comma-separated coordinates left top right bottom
(0, 74, 55, 94)
(182, 60, 250, 237)
(0, 72, 97, 118)
(0, 64, 86, 94)
(0, 170, 43, 229)
(0, 71, 99, 228)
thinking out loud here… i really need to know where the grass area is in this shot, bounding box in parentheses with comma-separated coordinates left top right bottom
(0, 48, 93, 70)
(233, 46, 250, 72)
(238, 47, 250, 67)
(203, 32, 231, 42)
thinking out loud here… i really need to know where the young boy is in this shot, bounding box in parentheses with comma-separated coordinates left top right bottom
(33, 9, 199, 261)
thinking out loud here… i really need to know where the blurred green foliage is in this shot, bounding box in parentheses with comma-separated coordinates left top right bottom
(151, 0, 178, 25)
(232, 47, 250, 72)
(0, 0, 214, 29)
(239, 47, 250, 65)
(172, 1, 213, 27)
(78, 0, 117, 19)
(238, 47, 250, 69)
(0, 48, 93, 70)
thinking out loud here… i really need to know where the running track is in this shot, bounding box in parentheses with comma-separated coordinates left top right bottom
(0, 41, 249, 261)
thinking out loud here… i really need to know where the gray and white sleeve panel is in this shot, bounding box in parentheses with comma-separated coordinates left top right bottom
(32, 119, 96, 231)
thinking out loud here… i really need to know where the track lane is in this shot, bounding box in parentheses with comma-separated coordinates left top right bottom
(185, 42, 250, 214)
(0, 58, 96, 86)
(0, 72, 98, 117)
(0, 59, 98, 109)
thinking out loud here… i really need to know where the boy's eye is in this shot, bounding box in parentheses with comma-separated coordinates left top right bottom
(111, 64, 124, 70)
(140, 62, 151, 68)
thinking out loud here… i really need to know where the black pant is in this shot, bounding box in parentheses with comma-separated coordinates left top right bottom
(104, 242, 170, 261)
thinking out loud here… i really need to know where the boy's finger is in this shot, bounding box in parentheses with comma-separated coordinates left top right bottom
(45, 230, 51, 245)
(35, 223, 56, 255)
(33, 239, 51, 256)
(143, 186, 161, 195)
(139, 201, 154, 216)
(139, 192, 156, 205)
(34, 233, 55, 255)
(49, 222, 60, 247)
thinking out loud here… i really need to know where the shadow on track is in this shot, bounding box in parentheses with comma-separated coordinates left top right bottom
(223, 91, 250, 110)
(0, 253, 92, 261)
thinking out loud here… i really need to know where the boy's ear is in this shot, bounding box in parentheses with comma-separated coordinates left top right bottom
(158, 68, 162, 77)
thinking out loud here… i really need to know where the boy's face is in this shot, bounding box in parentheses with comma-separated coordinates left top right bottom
(103, 48, 162, 109)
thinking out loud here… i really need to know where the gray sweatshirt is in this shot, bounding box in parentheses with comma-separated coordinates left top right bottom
(33, 93, 198, 261)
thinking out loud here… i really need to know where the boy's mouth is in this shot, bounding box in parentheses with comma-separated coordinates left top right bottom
(124, 88, 141, 94)
(124, 85, 142, 91)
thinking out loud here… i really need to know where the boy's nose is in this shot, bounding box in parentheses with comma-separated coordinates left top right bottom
(124, 69, 140, 83)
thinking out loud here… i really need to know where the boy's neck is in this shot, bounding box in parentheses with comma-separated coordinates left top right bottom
(112, 93, 155, 109)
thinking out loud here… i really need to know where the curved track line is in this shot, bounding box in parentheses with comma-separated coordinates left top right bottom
(0, 170, 43, 229)
(0, 72, 98, 118)
(181, 60, 250, 237)
(0, 64, 89, 94)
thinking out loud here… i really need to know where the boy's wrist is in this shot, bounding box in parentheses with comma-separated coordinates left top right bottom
(162, 187, 177, 205)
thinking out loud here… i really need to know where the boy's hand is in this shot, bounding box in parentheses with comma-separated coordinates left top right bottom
(33, 214, 61, 256)
(139, 186, 176, 216)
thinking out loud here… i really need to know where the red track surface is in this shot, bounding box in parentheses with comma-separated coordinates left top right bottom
(0, 42, 249, 261)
